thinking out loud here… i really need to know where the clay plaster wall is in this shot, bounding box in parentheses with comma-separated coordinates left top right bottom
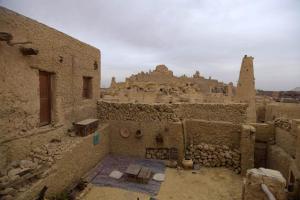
(256, 103, 266, 122)
(240, 125, 255, 175)
(250, 122, 274, 142)
(108, 120, 184, 161)
(235, 56, 256, 123)
(184, 119, 241, 149)
(0, 7, 101, 145)
(97, 101, 248, 124)
(265, 102, 300, 121)
(268, 144, 292, 179)
(275, 127, 296, 158)
(17, 124, 110, 200)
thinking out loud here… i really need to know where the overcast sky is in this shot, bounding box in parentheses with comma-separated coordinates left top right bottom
(1, 0, 299, 90)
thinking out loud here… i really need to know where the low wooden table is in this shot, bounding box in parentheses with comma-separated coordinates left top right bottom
(137, 167, 152, 184)
(125, 164, 142, 182)
(125, 164, 152, 184)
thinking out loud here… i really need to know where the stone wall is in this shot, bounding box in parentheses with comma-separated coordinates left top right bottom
(97, 101, 248, 124)
(0, 7, 100, 168)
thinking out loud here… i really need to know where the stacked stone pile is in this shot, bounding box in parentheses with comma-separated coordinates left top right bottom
(186, 143, 241, 174)
(146, 148, 170, 160)
(97, 101, 178, 122)
(97, 101, 247, 124)
(274, 118, 291, 131)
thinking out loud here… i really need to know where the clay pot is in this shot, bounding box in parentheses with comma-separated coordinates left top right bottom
(182, 159, 193, 169)
(135, 130, 143, 139)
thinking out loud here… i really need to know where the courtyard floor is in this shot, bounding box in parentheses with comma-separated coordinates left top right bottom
(82, 167, 242, 200)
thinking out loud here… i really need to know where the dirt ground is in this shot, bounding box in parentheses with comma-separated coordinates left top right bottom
(82, 167, 242, 200)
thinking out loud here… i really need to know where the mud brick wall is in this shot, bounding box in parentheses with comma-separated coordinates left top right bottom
(175, 103, 248, 124)
(268, 145, 292, 180)
(108, 120, 185, 161)
(97, 101, 248, 124)
(0, 7, 100, 144)
(250, 122, 274, 142)
(0, 7, 100, 170)
(240, 125, 255, 175)
(184, 119, 241, 149)
(265, 102, 300, 121)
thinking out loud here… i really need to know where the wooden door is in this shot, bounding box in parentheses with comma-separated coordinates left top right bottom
(39, 71, 51, 126)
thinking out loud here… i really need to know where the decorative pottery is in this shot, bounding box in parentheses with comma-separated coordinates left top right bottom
(120, 128, 130, 138)
(182, 159, 193, 169)
(135, 130, 143, 138)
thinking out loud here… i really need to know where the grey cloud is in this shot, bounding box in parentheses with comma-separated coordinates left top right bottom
(1, 0, 299, 90)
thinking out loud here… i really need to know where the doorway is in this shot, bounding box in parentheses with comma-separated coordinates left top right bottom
(254, 141, 267, 168)
(39, 71, 52, 126)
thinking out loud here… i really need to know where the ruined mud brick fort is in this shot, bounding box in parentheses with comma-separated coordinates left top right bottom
(1, 6, 300, 200)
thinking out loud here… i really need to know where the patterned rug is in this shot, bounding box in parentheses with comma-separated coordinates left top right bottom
(86, 155, 166, 196)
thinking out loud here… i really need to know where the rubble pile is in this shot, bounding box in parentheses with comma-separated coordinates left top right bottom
(186, 143, 241, 174)
(274, 118, 291, 131)
(29, 138, 79, 165)
(0, 137, 80, 199)
(0, 159, 48, 199)
(243, 168, 286, 200)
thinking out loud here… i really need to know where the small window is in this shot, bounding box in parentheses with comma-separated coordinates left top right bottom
(82, 77, 92, 99)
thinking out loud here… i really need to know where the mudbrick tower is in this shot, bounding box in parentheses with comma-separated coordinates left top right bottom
(236, 55, 256, 122)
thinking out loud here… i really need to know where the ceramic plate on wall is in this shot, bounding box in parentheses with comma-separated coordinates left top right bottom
(120, 127, 130, 138)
